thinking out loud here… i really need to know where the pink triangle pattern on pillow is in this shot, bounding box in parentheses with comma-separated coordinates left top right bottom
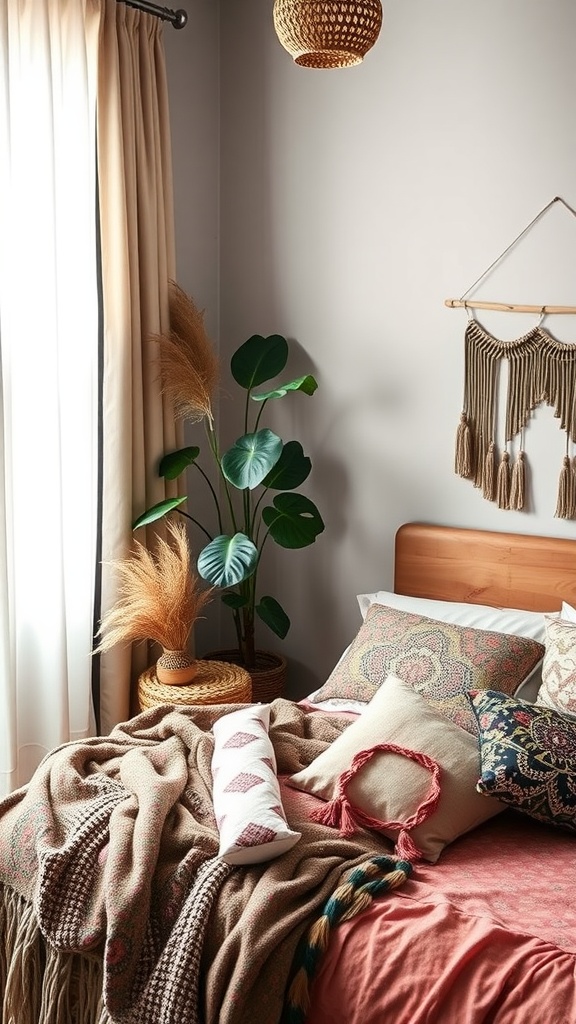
(211, 703, 301, 865)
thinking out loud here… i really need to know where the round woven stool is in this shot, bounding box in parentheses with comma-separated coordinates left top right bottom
(138, 660, 252, 712)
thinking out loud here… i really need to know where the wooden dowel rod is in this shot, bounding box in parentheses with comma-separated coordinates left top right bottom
(445, 299, 576, 314)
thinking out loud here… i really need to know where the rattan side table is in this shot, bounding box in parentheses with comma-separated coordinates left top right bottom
(138, 659, 252, 712)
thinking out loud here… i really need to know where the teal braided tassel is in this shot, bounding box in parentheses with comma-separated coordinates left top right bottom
(282, 856, 412, 1024)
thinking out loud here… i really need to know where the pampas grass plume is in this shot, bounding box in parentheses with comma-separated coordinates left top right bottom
(96, 520, 212, 654)
(154, 280, 220, 424)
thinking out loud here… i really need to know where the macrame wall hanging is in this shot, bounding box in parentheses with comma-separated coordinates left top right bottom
(446, 196, 576, 521)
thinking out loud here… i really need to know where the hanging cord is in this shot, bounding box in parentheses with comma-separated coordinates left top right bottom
(445, 196, 576, 313)
(459, 197, 576, 303)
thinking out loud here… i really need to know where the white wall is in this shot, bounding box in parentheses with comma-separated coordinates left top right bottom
(166, 0, 576, 697)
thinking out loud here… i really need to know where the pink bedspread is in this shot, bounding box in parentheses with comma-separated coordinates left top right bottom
(305, 810, 576, 1024)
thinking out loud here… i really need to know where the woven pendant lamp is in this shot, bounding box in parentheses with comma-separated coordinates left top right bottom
(273, 0, 383, 69)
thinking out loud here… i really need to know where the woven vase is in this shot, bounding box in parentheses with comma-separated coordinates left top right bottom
(156, 649, 197, 686)
(273, 0, 383, 69)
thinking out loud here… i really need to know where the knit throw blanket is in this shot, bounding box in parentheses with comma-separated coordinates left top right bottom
(0, 699, 401, 1024)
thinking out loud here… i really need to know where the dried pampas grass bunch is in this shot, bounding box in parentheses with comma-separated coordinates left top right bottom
(154, 279, 220, 424)
(96, 520, 212, 654)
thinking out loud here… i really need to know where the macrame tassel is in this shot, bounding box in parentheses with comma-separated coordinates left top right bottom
(555, 455, 575, 519)
(509, 450, 526, 511)
(454, 412, 472, 478)
(496, 450, 511, 509)
(482, 441, 496, 501)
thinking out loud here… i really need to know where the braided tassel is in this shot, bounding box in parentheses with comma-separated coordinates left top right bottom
(281, 856, 412, 1024)
(454, 412, 472, 478)
(496, 450, 511, 509)
(509, 450, 526, 511)
(555, 455, 575, 519)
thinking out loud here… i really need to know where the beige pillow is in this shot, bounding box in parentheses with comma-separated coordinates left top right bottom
(290, 674, 504, 863)
(536, 615, 576, 719)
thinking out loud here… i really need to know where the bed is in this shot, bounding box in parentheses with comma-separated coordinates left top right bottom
(1, 522, 576, 1024)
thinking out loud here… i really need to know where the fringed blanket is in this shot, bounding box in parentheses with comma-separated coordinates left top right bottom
(0, 699, 401, 1024)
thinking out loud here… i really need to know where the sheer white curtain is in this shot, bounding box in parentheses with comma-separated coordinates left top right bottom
(0, 0, 101, 796)
(0, 0, 180, 794)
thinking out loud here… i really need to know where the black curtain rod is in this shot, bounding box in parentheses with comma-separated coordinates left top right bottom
(117, 0, 188, 28)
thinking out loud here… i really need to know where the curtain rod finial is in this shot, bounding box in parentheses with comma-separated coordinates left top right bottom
(174, 9, 187, 28)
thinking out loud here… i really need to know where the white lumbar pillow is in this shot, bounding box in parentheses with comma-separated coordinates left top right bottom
(211, 703, 300, 865)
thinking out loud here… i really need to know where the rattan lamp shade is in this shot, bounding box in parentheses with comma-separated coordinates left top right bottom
(273, 0, 383, 69)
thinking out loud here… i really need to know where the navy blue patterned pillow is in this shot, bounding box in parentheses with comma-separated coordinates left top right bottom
(469, 689, 576, 833)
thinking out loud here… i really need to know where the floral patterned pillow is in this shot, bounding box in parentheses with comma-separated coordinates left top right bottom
(469, 689, 576, 832)
(536, 615, 576, 719)
(311, 604, 544, 734)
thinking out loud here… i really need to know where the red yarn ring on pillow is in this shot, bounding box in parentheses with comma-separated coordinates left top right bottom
(310, 742, 442, 861)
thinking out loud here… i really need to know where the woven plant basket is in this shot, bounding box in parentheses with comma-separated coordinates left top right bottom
(137, 660, 252, 712)
(203, 649, 288, 704)
(273, 0, 383, 69)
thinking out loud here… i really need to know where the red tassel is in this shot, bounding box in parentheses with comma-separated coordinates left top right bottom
(395, 829, 422, 862)
(310, 795, 361, 837)
(310, 798, 345, 830)
(337, 798, 359, 838)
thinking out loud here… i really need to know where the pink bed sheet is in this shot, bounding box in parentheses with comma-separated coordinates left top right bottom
(304, 810, 576, 1024)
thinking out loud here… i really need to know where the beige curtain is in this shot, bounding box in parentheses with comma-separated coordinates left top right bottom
(97, 1, 180, 732)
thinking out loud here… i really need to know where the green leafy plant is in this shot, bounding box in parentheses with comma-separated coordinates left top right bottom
(134, 282, 324, 671)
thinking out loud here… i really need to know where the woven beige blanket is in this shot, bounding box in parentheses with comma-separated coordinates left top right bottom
(0, 698, 395, 1024)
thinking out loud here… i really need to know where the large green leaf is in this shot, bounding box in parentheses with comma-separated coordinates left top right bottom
(261, 493, 325, 549)
(262, 441, 311, 490)
(132, 497, 186, 530)
(159, 446, 200, 480)
(252, 375, 318, 402)
(256, 596, 290, 639)
(197, 533, 258, 587)
(221, 429, 282, 490)
(231, 334, 288, 389)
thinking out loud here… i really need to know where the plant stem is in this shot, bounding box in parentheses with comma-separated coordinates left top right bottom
(205, 419, 238, 534)
(193, 460, 223, 534)
(175, 508, 213, 543)
(253, 396, 268, 433)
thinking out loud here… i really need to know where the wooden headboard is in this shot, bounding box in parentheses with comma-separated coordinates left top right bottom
(394, 523, 576, 612)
